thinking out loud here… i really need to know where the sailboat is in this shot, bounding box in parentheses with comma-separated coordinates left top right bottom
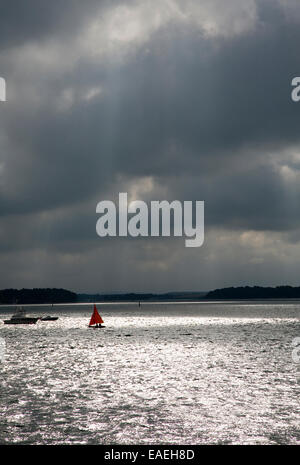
(88, 304, 105, 328)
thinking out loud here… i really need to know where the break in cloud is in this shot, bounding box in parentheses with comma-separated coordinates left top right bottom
(1, 0, 300, 292)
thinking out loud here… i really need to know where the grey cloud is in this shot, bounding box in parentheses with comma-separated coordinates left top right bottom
(1, 0, 300, 291)
(0, 1, 120, 50)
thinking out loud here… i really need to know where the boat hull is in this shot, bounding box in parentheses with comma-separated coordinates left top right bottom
(40, 317, 58, 321)
(88, 325, 106, 328)
(3, 318, 39, 325)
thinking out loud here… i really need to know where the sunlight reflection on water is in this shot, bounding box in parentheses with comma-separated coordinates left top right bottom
(0, 302, 299, 444)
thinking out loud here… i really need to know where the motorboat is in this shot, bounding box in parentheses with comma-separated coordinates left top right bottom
(3, 307, 39, 325)
(40, 315, 59, 321)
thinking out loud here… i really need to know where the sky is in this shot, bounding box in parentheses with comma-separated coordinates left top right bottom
(1, 0, 300, 293)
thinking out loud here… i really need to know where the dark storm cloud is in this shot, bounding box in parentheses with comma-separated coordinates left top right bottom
(0, 0, 121, 50)
(160, 162, 300, 232)
(2, 7, 300, 218)
(1, 0, 300, 290)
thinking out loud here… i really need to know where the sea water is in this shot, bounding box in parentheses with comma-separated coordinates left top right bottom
(0, 301, 299, 444)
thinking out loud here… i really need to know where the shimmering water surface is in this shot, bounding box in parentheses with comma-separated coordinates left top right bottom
(0, 301, 299, 444)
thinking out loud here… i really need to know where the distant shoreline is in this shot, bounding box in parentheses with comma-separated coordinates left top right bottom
(205, 285, 300, 300)
(2, 286, 300, 304)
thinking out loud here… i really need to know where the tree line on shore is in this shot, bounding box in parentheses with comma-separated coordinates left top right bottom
(0, 288, 77, 304)
(1, 285, 300, 304)
(0, 289, 206, 304)
(206, 285, 300, 299)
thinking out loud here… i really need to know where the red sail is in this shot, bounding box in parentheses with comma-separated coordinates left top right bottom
(89, 304, 104, 326)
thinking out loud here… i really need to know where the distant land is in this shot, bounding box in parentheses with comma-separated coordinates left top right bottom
(1, 286, 300, 304)
(0, 289, 207, 304)
(77, 291, 208, 302)
(0, 288, 77, 305)
(206, 285, 300, 300)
